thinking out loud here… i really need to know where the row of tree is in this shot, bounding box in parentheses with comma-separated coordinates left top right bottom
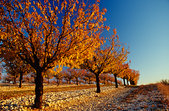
(0, 54, 139, 89)
(0, 66, 139, 90)
(0, 0, 139, 108)
(1, 68, 122, 86)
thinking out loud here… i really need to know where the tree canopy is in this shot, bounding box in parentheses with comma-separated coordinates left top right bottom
(0, 0, 108, 108)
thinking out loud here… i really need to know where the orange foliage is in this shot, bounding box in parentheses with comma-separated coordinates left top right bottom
(129, 69, 140, 85)
(0, 0, 106, 73)
(0, 0, 107, 108)
(80, 29, 128, 91)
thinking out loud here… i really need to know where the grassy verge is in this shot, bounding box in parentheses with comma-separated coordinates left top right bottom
(157, 83, 169, 99)
(156, 80, 169, 106)
(0, 84, 113, 100)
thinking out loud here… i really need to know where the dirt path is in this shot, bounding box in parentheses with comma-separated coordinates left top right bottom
(114, 84, 169, 110)
(60, 87, 133, 111)
(66, 84, 169, 110)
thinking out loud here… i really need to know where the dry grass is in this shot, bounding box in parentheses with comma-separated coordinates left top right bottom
(157, 83, 169, 107)
(0, 83, 80, 92)
(160, 79, 169, 85)
(157, 83, 169, 100)
(0, 84, 111, 100)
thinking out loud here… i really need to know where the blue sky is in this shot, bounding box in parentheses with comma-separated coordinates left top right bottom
(100, 0, 169, 85)
(1, 0, 168, 85)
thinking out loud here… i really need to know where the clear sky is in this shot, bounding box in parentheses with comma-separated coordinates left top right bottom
(1, 0, 168, 85)
(100, 0, 169, 85)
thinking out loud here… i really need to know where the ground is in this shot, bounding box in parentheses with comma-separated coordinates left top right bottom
(0, 83, 168, 110)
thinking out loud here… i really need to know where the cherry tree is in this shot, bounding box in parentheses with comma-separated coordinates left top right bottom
(80, 29, 128, 93)
(129, 70, 140, 85)
(0, 0, 107, 108)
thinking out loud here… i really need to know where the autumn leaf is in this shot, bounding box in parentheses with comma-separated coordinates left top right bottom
(113, 28, 117, 35)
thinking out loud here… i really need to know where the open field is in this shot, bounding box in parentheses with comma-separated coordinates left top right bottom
(0, 83, 105, 100)
(0, 83, 169, 110)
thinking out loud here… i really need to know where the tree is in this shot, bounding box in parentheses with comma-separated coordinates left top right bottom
(110, 63, 129, 88)
(30, 73, 36, 83)
(1, 50, 32, 87)
(81, 75, 88, 84)
(54, 72, 63, 86)
(80, 69, 89, 84)
(80, 29, 128, 93)
(18, 64, 31, 88)
(70, 69, 82, 85)
(107, 75, 114, 85)
(44, 70, 54, 84)
(100, 73, 107, 84)
(0, 0, 107, 108)
(2, 74, 13, 83)
(24, 75, 31, 83)
(49, 68, 63, 86)
(1, 57, 19, 84)
(84, 71, 95, 84)
(63, 69, 74, 84)
(123, 68, 132, 86)
(129, 70, 140, 85)
(117, 63, 130, 86)
(117, 79, 122, 85)
(100, 73, 113, 85)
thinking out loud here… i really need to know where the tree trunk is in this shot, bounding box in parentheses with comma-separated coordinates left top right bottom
(123, 77, 126, 86)
(84, 79, 87, 84)
(88, 78, 91, 84)
(13, 76, 16, 84)
(114, 74, 118, 88)
(130, 80, 132, 85)
(57, 79, 60, 86)
(95, 74, 100, 93)
(19, 72, 23, 88)
(107, 80, 109, 84)
(127, 79, 129, 85)
(130, 80, 135, 85)
(104, 79, 106, 85)
(76, 78, 79, 85)
(48, 78, 49, 84)
(34, 70, 43, 109)
(27, 77, 30, 83)
(69, 79, 71, 84)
